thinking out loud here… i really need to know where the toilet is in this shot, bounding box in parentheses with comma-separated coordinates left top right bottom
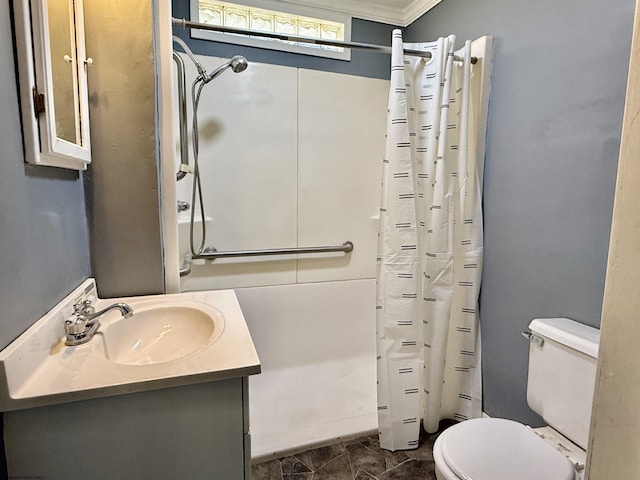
(433, 317, 599, 480)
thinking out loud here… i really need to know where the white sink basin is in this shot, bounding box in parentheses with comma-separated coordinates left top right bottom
(96, 302, 224, 366)
(0, 280, 261, 411)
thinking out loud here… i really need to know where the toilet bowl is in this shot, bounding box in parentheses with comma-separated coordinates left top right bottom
(432, 318, 599, 480)
(433, 418, 576, 480)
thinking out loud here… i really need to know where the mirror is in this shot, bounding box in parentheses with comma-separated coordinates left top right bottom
(14, 0, 92, 170)
(48, 0, 81, 145)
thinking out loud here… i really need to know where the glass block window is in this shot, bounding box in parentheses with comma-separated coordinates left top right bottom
(190, 0, 352, 60)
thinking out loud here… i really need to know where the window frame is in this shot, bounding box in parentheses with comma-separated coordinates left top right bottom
(189, 0, 352, 61)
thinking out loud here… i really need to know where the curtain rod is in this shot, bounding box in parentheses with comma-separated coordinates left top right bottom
(172, 18, 477, 64)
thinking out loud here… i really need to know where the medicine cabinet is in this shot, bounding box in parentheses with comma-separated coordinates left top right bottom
(14, 0, 92, 170)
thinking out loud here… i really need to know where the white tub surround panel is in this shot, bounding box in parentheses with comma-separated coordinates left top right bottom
(236, 279, 375, 369)
(177, 57, 390, 291)
(297, 69, 388, 284)
(235, 279, 378, 458)
(177, 55, 299, 291)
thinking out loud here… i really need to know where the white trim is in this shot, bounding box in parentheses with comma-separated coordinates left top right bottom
(403, 0, 442, 26)
(277, 0, 405, 26)
(471, 35, 494, 193)
(74, 0, 91, 158)
(32, 0, 92, 166)
(190, 0, 352, 61)
(276, 0, 442, 27)
(155, 0, 180, 294)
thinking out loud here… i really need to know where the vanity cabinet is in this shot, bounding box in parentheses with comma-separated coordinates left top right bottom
(0, 284, 260, 480)
(0, 282, 259, 479)
(4, 377, 252, 480)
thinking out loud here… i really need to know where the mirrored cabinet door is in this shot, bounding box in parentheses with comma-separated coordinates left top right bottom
(14, 0, 92, 170)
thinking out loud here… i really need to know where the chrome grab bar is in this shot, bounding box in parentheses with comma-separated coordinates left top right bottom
(179, 253, 193, 277)
(192, 241, 353, 260)
(172, 51, 190, 181)
(179, 241, 353, 277)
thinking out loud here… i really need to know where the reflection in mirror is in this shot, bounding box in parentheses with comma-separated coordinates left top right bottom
(47, 0, 81, 145)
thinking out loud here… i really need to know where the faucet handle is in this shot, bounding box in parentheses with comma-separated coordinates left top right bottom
(65, 315, 87, 336)
(74, 299, 95, 316)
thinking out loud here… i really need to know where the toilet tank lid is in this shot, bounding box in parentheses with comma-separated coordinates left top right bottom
(529, 318, 599, 358)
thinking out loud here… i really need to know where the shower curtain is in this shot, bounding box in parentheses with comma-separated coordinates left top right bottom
(376, 30, 484, 451)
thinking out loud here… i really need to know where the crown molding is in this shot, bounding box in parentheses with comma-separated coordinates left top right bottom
(403, 0, 442, 26)
(276, 0, 441, 27)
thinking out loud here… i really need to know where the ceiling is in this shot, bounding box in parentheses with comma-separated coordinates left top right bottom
(279, 0, 442, 27)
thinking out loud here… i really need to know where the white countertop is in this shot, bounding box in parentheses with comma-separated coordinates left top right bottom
(0, 279, 261, 411)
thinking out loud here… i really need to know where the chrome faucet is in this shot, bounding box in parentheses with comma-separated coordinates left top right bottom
(64, 299, 134, 346)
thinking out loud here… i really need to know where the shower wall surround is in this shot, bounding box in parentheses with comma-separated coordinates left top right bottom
(173, 56, 388, 455)
(177, 56, 388, 291)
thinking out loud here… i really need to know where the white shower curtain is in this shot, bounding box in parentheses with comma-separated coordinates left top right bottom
(376, 29, 484, 451)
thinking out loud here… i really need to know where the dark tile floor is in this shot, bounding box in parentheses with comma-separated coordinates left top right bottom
(252, 422, 453, 480)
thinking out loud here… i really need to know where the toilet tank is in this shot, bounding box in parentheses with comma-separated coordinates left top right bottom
(526, 317, 600, 450)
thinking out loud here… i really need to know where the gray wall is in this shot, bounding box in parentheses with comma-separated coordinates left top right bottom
(1, 2, 91, 350)
(172, 0, 396, 79)
(407, 0, 634, 424)
(84, 0, 165, 298)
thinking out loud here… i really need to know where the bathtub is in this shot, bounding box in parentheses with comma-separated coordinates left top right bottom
(234, 279, 378, 460)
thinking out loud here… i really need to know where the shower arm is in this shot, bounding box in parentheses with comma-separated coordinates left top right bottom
(172, 35, 207, 77)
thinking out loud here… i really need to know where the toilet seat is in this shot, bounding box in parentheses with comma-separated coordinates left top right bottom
(435, 418, 575, 480)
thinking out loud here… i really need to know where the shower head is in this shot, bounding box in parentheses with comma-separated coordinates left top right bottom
(173, 37, 248, 85)
(230, 55, 249, 73)
(203, 56, 249, 84)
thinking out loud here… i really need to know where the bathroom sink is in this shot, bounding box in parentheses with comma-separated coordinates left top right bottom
(0, 280, 260, 411)
(95, 302, 224, 366)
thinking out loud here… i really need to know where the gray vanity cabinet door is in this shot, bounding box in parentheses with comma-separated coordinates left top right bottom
(4, 378, 247, 480)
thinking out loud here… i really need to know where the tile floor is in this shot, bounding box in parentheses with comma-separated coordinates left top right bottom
(251, 422, 454, 480)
